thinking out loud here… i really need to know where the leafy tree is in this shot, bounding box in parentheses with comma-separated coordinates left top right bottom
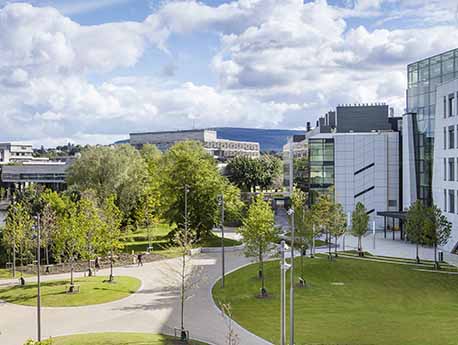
(226, 155, 282, 192)
(66, 145, 149, 222)
(258, 155, 282, 191)
(100, 195, 123, 282)
(351, 202, 369, 257)
(291, 187, 309, 284)
(311, 193, 333, 256)
(78, 191, 104, 276)
(2, 202, 33, 277)
(405, 200, 427, 263)
(238, 195, 277, 297)
(423, 205, 452, 269)
(54, 199, 84, 291)
(159, 141, 240, 239)
(226, 156, 261, 192)
(329, 203, 347, 258)
(39, 203, 58, 266)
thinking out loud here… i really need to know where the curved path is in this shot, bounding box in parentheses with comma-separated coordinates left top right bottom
(0, 250, 272, 345)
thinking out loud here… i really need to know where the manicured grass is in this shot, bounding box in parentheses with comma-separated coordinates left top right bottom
(196, 232, 241, 248)
(0, 269, 32, 280)
(51, 333, 208, 345)
(213, 255, 458, 345)
(122, 225, 241, 257)
(0, 276, 141, 307)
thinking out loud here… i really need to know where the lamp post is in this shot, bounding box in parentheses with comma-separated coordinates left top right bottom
(217, 194, 225, 288)
(34, 214, 42, 342)
(279, 240, 291, 345)
(288, 136, 295, 345)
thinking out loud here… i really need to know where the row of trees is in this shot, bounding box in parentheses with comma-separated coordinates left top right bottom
(3, 190, 123, 288)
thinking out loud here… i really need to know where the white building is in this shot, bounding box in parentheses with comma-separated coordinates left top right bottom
(309, 131, 400, 229)
(432, 78, 458, 252)
(130, 129, 260, 161)
(0, 143, 34, 164)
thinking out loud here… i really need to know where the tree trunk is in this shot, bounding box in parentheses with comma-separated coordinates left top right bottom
(110, 248, 114, 281)
(12, 247, 16, 278)
(45, 246, 49, 266)
(180, 252, 185, 332)
(328, 231, 332, 259)
(416, 243, 420, 264)
(70, 258, 74, 287)
(334, 235, 338, 257)
(300, 248, 304, 279)
(311, 237, 315, 258)
(434, 243, 439, 270)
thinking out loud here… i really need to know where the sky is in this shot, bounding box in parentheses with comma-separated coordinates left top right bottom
(1, 0, 458, 147)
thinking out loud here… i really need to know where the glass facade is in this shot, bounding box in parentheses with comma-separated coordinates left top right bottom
(309, 138, 334, 204)
(407, 48, 458, 204)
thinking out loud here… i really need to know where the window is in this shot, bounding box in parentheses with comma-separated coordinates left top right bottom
(449, 126, 455, 149)
(444, 189, 448, 211)
(388, 200, 397, 207)
(450, 190, 455, 213)
(449, 158, 455, 181)
(444, 127, 447, 149)
(444, 96, 447, 118)
(450, 93, 455, 117)
(444, 158, 447, 181)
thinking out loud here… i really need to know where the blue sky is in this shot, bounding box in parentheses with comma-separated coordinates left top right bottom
(0, 0, 458, 146)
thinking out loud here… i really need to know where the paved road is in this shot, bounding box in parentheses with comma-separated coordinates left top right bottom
(0, 250, 271, 345)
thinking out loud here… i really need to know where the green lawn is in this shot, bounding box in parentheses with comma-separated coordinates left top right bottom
(51, 333, 208, 345)
(0, 276, 141, 307)
(122, 225, 241, 257)
(0, 269, 32, 280)
(213, 255, 458, 345)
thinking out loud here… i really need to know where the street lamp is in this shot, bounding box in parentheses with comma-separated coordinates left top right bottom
(287, 136, 295, 345)
(33, 214, 42, 342)
(278, 240, 291, 345)
(217, 194, 225, 288)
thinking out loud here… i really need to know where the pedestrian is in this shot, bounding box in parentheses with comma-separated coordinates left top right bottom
(137, 253, 143, 267)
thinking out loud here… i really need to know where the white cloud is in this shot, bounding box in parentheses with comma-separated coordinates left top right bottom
(1, 0, 458, 144)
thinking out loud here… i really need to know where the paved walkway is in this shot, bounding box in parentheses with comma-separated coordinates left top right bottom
(0, 251, 271, 345)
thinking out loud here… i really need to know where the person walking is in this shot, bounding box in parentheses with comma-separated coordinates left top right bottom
(137, 253, 143, 267)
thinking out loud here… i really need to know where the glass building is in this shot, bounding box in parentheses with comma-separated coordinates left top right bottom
(407, 48, 458, 204)
(309, 137, 334, 204)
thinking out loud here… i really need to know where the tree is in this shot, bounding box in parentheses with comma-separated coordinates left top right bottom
(311, 193, 333, 257)
(291, 187, 309, 285)
(39, 203, 58, 266)
(293, 156, 309, 192)
(54, 199, 84, 291)
(226, 156, 261, 192)
(2, 202, 33, 278)
(100, 195, 123, 282)
(351, 202, 369, 257)
(173, 222, 198, 341)
(78, 191, 104, 276)
(159, 141, 240, 240)
(258, 155, 282, 191)
(329, 203, 347, 258)
(237, 195, 277, 297)
(66, 145, 149, 222)
(423, 205, 452, 269)
(405, 200, 427, 263)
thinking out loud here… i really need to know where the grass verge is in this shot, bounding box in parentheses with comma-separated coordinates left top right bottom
(0, 276, 141, 307)
(50, 333, 208, 344)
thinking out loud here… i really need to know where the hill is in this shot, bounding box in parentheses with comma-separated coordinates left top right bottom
(212, 127, 304, 152)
